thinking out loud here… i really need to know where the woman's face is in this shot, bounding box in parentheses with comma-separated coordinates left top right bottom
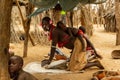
(42, 20, 50, 31)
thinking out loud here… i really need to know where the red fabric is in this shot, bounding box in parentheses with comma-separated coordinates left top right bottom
(86, 47, 92, 50)
(58, 41, 67, 48)
(58, 35, 69, 48)
(86, 47, 94, 55)
(77, 30, 84, 35)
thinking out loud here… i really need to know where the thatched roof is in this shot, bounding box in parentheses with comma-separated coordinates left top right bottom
(104, 6, 115, 19)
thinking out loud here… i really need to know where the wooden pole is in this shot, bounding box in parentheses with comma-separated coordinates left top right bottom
(16, 0, 35, 57)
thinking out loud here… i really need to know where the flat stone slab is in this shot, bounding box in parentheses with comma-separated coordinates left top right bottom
(23, 60, 71, 74)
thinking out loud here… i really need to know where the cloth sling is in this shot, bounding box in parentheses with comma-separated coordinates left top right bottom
(68, 38, 87, 72)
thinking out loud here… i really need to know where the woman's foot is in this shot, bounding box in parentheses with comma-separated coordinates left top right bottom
(94, 60, 104, 69)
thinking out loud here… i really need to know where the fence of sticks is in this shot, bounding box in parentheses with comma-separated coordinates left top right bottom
(10, 23, 51, 46)
(10, 7, 51, 46)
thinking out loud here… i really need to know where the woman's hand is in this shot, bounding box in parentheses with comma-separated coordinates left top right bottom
(41, 59, 51, 67)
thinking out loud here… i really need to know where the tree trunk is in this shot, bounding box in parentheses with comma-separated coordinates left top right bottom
(0, 0, 13, 80)
(70, 11, 74, 27)
(80, 5, 93, 37)
(115, 0, 120, 45)
(53, 10, 61, 25)
(66, 11, 73, 27)
(23, 2, 34, 57)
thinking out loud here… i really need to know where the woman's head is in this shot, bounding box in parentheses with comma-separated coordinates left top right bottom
(42, 17, 51, 31)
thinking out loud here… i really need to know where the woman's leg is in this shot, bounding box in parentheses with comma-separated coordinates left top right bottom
(82, 60, 104, 70)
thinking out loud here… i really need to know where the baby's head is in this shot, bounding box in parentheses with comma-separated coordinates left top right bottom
(79, 26, 86, 33)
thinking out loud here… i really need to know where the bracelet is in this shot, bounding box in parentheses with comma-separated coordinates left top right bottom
(51, 46, 56, 48)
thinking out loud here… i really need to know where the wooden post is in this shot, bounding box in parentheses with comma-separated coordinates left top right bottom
(80, 5, 93, 37)
(115, 0, 120, 45)
(16, 0, 35, 57)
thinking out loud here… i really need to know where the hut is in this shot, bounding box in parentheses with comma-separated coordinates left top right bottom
(103, 6, 116, 32)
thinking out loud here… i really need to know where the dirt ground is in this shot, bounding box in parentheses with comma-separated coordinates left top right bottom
(11, 25, 120, 80)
